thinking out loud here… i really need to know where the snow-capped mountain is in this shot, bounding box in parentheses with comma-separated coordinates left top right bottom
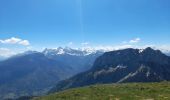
(42, 47, 105, 73)
(43, 47, 104, 56)
(42, 46, 170, 57)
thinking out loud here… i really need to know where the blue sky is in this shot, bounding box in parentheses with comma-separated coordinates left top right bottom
(0, 0, 170, 56)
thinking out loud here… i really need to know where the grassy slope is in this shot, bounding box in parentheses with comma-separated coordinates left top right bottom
(33, 82, 170, 100)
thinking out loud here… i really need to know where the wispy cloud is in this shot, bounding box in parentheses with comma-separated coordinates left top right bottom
(81, 44, 133, 52)
(153, 45, 170, 53)
(129, 38, 141, 43)
(0, 37, 30, 46)
(18, 40, 30, 46)
(0, 48, 15, 57)
(0, 37, 21, 44)
(122, 38, 141, 44)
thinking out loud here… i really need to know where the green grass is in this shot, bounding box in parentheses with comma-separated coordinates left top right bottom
(33, 82, 170, 100)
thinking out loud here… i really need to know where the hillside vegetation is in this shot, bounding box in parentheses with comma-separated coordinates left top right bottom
(33, 82, 170, 100)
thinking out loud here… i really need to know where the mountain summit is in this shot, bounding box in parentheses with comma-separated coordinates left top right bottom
(50, 47, 170, 93)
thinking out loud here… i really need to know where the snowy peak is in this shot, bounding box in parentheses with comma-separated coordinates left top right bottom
(42, 47, 104, 56)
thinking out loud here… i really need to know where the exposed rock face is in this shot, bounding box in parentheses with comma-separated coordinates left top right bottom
(50, 47, 170, 93)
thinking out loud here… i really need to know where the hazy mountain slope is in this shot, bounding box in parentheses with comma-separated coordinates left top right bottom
(50, 47, 170, 93)
(0, 48, 104, 100)
(0, 56, 6, 61)
(0, 52, 73, 99)
(165, 52, 170, 56)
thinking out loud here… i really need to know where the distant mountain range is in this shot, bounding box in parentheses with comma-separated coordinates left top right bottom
(43, 47, 103, 56)
(0, 47, 103, 100)
(1, 47, 170, 99)
(50, 47, 170, 93)
(43, 47, 104, 72)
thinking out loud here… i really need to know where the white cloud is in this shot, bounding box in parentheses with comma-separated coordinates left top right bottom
(0, 37, 21, 44)
(0, 48, 15, 57)
(129, 38, 141, 43)
(0, 37, 30, 46)
(81, 44, 133, 52)
(18, 40, 30, 46)
(152, 45, 170, 53)
(81, 44, 170, 53)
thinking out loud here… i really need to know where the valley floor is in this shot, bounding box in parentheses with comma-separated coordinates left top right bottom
(32, 82, 170, 100)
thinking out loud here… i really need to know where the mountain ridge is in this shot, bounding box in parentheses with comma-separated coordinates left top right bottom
(50, 47, 170, 93)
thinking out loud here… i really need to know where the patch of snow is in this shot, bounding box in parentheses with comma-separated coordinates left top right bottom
(139, 49, 144, 53)
(116, 65, 127, 69)
(43, 47, 105, 56)
(57, 48, 65, 54)
(146, 71, 150, 77)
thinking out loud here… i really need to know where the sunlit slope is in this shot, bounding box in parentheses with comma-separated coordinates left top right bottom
(33, 82, 170, 100)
